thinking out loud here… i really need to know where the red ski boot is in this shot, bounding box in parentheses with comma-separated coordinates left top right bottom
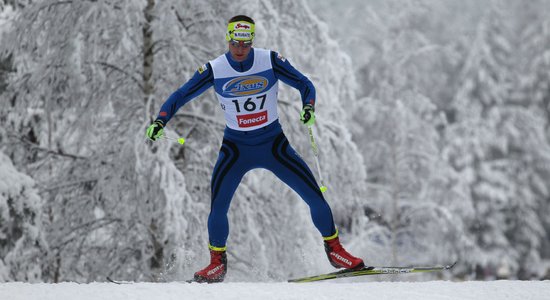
(193, 248, 227, 283)
(324, 237, 365, 270)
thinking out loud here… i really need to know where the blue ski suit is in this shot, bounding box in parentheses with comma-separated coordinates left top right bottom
(156, 48, 336, 248)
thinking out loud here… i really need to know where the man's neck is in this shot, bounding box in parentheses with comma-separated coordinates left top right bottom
(226, 48, 254, 72)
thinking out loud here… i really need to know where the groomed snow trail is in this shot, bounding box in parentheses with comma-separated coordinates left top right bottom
(2, 280, 549, 300)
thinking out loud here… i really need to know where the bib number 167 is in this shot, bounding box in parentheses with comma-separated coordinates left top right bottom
(230, 94, 267, 113)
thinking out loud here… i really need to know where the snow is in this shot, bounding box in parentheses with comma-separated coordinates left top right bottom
(2, 280, 549, 300)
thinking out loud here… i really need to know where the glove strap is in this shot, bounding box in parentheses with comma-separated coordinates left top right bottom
(154, 119, 165, 128)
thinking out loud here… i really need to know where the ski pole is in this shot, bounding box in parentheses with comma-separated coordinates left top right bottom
(308, 125, 328, 193)
(146, 134, 186, 145)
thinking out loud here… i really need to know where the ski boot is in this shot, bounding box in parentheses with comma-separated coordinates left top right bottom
(193, 246, 227, 283)
(324, 234, 365, 270)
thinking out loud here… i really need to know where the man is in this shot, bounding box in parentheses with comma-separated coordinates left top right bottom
(146, 15, 364, 283)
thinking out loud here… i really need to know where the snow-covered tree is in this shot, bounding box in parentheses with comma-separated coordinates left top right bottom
(325, 1, 476, 273)
(512, 0, 550, 277)
(347, 90, 473, 272)
(517, 1, 550, 129)
(0, 151, 46, 282)
(1, 0, 191, 282)
(445, 1, 550, 279)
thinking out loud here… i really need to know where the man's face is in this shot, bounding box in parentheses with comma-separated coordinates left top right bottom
(228, 40, 252, 62)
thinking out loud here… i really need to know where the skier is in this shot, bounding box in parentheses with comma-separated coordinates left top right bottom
(146, 15, 364, 283)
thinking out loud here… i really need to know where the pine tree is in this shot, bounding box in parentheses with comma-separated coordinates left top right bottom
(445, 1, 550, 279)
(349, 90, 472, 269)
(518, 1, 550, 129)
(342, 1, 474, 271)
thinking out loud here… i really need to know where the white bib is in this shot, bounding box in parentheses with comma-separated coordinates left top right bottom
(210, 48, 279, 131)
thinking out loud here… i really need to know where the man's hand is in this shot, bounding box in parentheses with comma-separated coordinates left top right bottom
(300, 104, 315, 126)
(146, 120, 165, 141)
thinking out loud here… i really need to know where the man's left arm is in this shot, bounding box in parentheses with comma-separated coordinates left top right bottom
(270, 51, 316, 108)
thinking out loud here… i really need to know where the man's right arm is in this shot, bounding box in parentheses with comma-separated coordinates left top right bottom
(155, 63, 214, 125)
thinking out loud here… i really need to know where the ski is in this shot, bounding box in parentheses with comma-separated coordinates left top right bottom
(106, 276, 133, 284)
(288, 261, 457, 283)
(107, 276, 209, 284)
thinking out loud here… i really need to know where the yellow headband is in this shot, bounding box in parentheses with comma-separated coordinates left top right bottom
(226, 21, 255, 42)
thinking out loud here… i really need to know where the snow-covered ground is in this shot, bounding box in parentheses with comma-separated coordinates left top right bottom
(2, 280, 549, 300)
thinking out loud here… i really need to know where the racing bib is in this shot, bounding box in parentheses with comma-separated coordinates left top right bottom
(210, 48, 279, 131)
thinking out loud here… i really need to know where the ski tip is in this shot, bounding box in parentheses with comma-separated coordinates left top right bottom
(446, 261, 458, 269)
(106, 276, 128, 284)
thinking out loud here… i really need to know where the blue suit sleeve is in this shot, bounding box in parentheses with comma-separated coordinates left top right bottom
(270, 51, 316, 108)
(156, 63, 214, 124)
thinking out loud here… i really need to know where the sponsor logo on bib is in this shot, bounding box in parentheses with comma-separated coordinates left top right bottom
(223, 76, 268, 97)
(237, 111, 268, 128)
(197, 63, 208, 74)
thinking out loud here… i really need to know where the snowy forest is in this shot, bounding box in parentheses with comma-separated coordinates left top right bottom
(0, 0, 549, 283)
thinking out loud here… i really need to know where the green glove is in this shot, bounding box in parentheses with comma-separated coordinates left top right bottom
(146, 120, 165, 141)
(300, 104, 315, 126)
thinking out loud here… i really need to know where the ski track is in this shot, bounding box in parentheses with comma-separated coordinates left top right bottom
(1, 280, 549, 300)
